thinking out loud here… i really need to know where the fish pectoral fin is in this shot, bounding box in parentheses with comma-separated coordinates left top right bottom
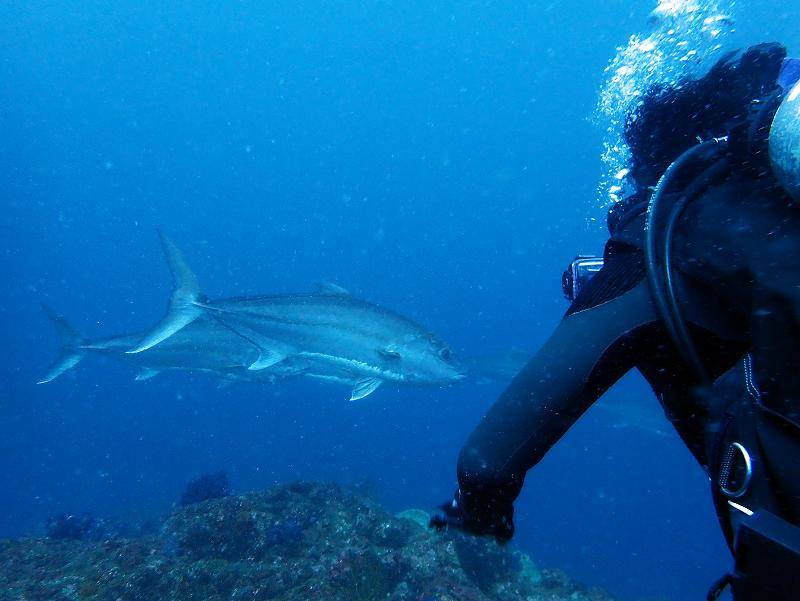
(350, 377, 383, 401)
(211, 321, 294, 370)
(315, 281, 350, 296)
(247, 349, 287, 371)
(134, 368, 161, 382)
(378, 348, 402, 360)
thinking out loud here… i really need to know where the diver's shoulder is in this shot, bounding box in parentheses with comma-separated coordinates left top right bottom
(699, 171, 799, 217)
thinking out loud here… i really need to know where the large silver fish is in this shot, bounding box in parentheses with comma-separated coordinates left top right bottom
(38, 303, 455, 397)
(128, 232, 464, 400)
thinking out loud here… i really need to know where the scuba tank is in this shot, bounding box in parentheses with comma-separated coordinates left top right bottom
(769, 75, 800, 203)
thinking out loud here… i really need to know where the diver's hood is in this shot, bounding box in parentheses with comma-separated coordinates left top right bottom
(770, 76, 800, 204)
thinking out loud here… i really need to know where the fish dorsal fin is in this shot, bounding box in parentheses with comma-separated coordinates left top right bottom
(350, 377, 382, 401)
(248, 349, 287, 371)
(134, 368, 161, 381)
(315, 281, 350, 296)
(128, 231, 205, 354)
(378, 348, 402, 361)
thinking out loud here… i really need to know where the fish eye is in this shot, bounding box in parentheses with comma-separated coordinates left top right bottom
(439, 348, 452, 360)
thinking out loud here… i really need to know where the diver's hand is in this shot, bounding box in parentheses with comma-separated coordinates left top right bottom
(429, 495, 466, 531)
(429, 490, 514, 543)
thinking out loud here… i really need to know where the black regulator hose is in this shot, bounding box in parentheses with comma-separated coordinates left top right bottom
(644, 137, 730, 384)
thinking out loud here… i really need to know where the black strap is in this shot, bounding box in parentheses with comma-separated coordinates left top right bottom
(707, 572, 733, 600)
(645, 140, 731, 385)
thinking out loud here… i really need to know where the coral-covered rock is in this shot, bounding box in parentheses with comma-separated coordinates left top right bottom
(180, 471, 232, 507)
(0, 482, 621, 601)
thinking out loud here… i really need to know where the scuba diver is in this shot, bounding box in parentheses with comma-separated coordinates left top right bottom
(431, 43, 800, 600)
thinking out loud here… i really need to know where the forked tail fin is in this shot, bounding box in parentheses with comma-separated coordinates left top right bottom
(38, 305, 87, 384)
(127, 230, 205, 354)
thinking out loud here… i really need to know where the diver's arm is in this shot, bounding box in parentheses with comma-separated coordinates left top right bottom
(454, 281, 659, 538)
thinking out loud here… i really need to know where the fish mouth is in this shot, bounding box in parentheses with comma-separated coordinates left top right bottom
(452, 371, 467, 381)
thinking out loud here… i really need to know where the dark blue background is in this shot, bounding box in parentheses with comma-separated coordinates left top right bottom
(1, 2, 797, 600)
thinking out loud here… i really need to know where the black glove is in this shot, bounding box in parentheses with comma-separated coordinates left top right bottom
(429, 489, 514, 543)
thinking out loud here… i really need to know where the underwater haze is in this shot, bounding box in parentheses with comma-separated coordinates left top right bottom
(2, 1, 798, 600)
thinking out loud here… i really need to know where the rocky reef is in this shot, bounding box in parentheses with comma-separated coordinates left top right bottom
(179, 470, 232, 507)
(0, 481, 618, 601)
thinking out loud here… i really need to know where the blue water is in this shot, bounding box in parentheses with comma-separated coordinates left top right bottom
(1, 2, 798, 600)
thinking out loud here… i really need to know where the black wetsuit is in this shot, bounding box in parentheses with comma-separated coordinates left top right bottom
(444, 42, 800, 598)
(455, 169, 800, 595)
